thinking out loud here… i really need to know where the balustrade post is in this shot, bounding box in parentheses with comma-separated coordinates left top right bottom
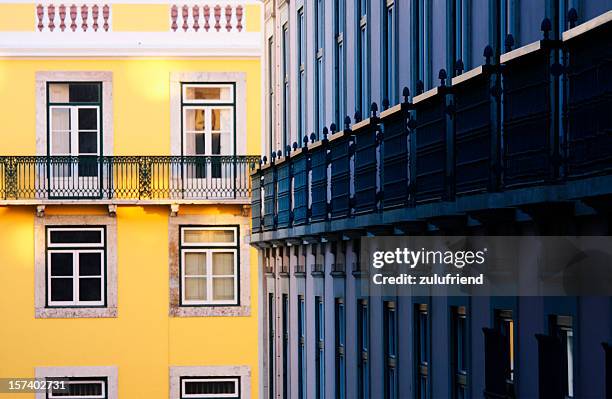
(138, 157, 152, 199)
(440, 68, 456, 201)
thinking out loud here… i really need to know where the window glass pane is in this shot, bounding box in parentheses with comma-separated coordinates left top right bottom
(51, 108, 71, 131)
(183, 229, 235, 244)
(50, 278, 73, 301)
(185, 109, 206, 131)
(49, 229, 102, 245)
(79, 277, 102, 301)
(78, 108, 98, 130)
(49, 83, 70, 103)
(79, 253, 102, 276)
(212, 277, 234, 300)
(212, 252, 234, 275)
(184, 379, 237, 395)
(69, 83, 100, 103)
(185, 277, 207, 300)
(78, 132, 98, 154)
(185, 85, 232, 101)
(185, 252, 206, 275)
(50, 253, 73, 276)
(51, 131, 71, 155)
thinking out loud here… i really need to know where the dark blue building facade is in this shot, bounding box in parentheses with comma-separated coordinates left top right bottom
(255, 1, 612, 398)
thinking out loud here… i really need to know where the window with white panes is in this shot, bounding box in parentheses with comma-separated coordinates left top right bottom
(181, 84, 235, 179)
(179, 226, 239, 306)
(46, 227, 106, 307)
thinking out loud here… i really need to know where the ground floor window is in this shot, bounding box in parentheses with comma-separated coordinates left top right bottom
(47, 377, 107, 399)
(180, 377, 240, 398)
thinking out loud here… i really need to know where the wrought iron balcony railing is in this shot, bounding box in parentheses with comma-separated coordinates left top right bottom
(251, 13, 612, 235)
(0, 155, 260, 201)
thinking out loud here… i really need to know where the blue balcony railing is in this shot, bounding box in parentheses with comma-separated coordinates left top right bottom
(0, 155, 259, 201)
(251, 14, 612, 234)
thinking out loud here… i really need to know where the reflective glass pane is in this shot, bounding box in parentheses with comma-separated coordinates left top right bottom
(184, 252, 206, 275)
(185, 276, 206, 300)
(185, 109, 205, 131)
(78, 108, 98, 130)
(69, 83, 100, 103)
(79, 252, 102, 276)
(50, 253, 73, 276)
(51, 108, 70, 130)
(212, 252, 234, 275)
(185, 85, 232, 101)
(78, 131, 98, 154)
(50, 229, 102, 244)
(50, 278, 73, 301)
(79, 277, 102, 301)
(212, 277, 234, 300)
(183, 229, 235, 244)
(51, 131, 70, 154)
(49, 83, 70, 103)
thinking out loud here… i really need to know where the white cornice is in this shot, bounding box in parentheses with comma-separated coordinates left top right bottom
(0, 31, 262, 57)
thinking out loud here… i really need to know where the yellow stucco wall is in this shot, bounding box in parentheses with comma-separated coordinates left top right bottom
(0, 58, 261, 155)
(0, 205, 260, 398)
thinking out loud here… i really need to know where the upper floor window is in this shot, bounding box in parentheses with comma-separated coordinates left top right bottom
(46, 227, 106, 307)
(415, 303, 430, 399)
(413, 0, 432, 92)
(384, 301, 398, 399)
(334, 0, 346, 127)
(451, 306, 468, 399)
(282, 23, 290, 150)
(315, 0, 325, 138)
(498, 0, 519, 54)
(267, 37, 275, 158)
(356, 0, 369, 116)
(47, 82, 102, 180)
(450, 0, 470, 75)
(181, 83, 235, 177)
(179, 226, 238, 306)
(382, 0, 397, 105)
(180, 377, 240, 398)
(297, 7, 306, 141)
(46, 377, 108, 398)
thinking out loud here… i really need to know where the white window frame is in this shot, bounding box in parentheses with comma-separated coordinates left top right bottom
(180, 377, 240, 398)
(46, 227, 105, 307)
(181, 248, 238, 306)
(47, 378, 106, 399)
(181, 105, 235, 157)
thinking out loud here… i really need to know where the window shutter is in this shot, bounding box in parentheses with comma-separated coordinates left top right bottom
(536, 333, 564, 399)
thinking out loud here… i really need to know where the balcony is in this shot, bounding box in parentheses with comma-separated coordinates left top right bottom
(250, 12, 612, 242)
(0, 155, 259, 204)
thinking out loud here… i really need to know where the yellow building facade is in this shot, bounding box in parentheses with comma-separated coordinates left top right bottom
(0, 1, 262, 398)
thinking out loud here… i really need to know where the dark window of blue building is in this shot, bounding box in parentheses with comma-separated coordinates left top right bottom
(451, 306, 468, 399)
(357, 299, 369, 399)
(298, 294, 306, 399)
(382, 0, 397, 105)
(268, 36, 275, 157)
(356, 0, 369, 116)
(449, 0, 470, 75)
(297, 7, 306, 141)
(549, 315, 575, 398)
(268, 293, 275, 399)
(282, 23, 290, 150)
(335, 298, 346, 399)
(315, 0, 325, 138)
(494, 309, 515, 389)
(412, 0, 432, 92)
(334, 0, 346, 127)
(384, 301, 398, 399)
(282, 294, 289, 399)
(315, 296, 325, 399)
(415, 303, 429, 399)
